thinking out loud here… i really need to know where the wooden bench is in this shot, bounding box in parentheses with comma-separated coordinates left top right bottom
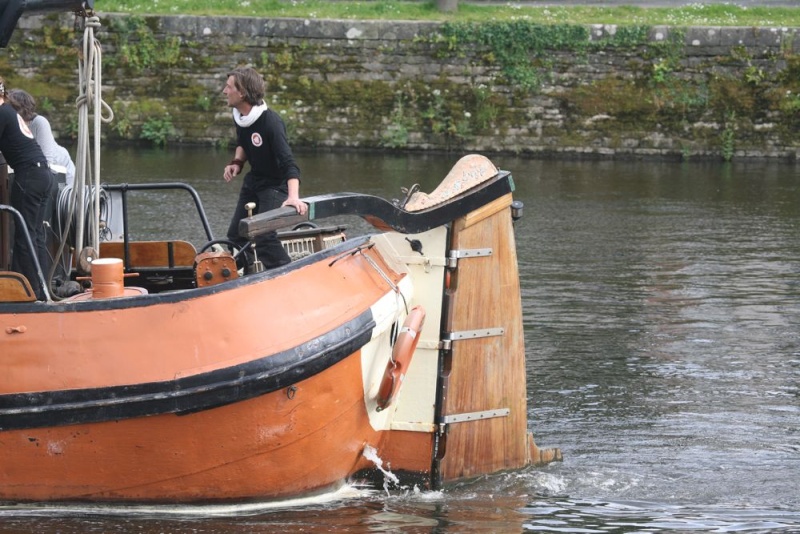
(99, 240, 197, 268)
(0, 271, 36, 302)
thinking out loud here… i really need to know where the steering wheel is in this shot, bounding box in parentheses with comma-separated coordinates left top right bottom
(198, 239, 250, 270)
(291, 222, 319, 231)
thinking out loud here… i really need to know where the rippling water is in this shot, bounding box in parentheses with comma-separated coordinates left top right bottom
(518, 159, 800, 533)
(3, 149, 798, 532)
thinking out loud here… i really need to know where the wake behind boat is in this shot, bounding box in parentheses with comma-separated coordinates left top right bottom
(0, 1, 560, 504)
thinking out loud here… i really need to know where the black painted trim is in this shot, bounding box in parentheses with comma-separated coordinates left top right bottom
(0, 309, 376, 431)
(240, 171, 514, 237)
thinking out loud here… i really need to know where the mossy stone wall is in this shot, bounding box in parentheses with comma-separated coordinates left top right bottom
(4, 13, 800, 161)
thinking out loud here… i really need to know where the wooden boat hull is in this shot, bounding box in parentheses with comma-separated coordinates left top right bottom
(1, 239, 416, 502)
(2, 238, 395, 400)
(1, 1, 559, 504)
(1, 154, 560, 504)
(1, 354, 376, 502)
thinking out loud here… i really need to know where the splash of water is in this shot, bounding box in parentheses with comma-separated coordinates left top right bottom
(362, 445, 400, 497)
(0, 484, 368, 519)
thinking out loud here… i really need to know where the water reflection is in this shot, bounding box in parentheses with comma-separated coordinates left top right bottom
(5, 148, 798, 532)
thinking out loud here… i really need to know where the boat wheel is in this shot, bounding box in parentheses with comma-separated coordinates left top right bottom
(291, 222, 319, 230)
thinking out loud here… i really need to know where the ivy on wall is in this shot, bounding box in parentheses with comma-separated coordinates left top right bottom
(431, 22, 661, 92)
(425, 20, 798, 159)
(105, 16, 181, 73)
(7, 14, 800, 159)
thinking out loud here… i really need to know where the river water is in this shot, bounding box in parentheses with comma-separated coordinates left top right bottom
(2, 147, 799, 533)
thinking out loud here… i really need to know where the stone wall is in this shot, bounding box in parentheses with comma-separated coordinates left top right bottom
(4, 13, 799, 160)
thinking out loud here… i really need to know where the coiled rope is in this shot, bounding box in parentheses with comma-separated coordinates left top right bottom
(54, 185, 110, 244)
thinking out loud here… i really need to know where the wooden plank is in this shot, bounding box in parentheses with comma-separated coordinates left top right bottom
(460, 195, 511, 230)
(100, 241, 197, 268)
(437, 192, 529, 481)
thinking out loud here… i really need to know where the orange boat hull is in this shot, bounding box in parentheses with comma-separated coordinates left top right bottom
(1, 155, 559, 504)
(2, 351, 381, 502)
(1, 241, 427, 502)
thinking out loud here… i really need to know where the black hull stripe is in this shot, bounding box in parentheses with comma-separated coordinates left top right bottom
(0, 310, 376, 431)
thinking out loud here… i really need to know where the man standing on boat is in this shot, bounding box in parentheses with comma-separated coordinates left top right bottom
(0, 77, 56, 300)
(221, 66, 307, 270)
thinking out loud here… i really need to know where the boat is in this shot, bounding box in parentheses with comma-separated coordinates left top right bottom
(0, 1, 560, 504)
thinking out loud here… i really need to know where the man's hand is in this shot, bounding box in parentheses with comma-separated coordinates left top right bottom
(223, 163, 242, 182)
(282, 197, 308, 216)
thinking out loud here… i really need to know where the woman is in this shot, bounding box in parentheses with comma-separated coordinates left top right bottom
(0, 77, 56, 299)
(6, 88, 75, 186)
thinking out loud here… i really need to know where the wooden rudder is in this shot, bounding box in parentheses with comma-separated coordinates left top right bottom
(435, 193, 530, 482)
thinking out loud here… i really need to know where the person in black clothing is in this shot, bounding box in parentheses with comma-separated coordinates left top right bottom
(221, 66, 307, 270)
(0, 77, 55, 299)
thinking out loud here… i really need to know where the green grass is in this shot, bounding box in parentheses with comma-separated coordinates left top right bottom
(97, 0, 800, 27)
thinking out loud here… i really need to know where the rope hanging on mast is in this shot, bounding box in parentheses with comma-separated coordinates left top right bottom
(72, 14, 113, 257)
(48, 10, 113, 297)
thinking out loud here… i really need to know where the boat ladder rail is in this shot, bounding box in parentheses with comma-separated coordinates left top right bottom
(0, 203, 51, 301)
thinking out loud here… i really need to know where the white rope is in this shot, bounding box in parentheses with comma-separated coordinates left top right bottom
(45, 14, 114, 298)
(73, 15, 113, 255)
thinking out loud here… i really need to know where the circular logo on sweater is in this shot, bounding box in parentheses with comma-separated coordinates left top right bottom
(251, 133, 263, 147)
